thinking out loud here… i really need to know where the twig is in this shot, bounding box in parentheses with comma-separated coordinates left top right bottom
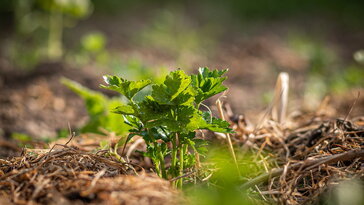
(241, 149, 364, 189)
(344, 91, 360, 121)
(81, 168, 107, 196)
(216, 99, 240, 176)
(169, 171, 195, 182)
(64, 122, 75, 146)
(126, 138, 144, 158)
(46, 122, 75, 157)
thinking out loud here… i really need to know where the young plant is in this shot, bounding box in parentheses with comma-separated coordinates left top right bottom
(101, 67, 232, 188)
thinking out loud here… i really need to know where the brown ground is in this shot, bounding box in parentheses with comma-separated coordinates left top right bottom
(0, 62, 104, 139)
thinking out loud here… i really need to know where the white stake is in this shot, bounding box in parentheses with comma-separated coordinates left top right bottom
(272, 72, 289, 124)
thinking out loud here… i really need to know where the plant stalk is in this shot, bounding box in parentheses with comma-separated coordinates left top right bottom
(48, 5, 63, 60)
(178, 142, 188, 188)
(216, 99, 241, 176)
(153, 142, 167, 179)
(159, 150, 167, 179)
(171, 134, 178, 176)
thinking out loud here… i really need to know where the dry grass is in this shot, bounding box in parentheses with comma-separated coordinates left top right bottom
(0, 146, 179, 205)
(228, 102, 364, 204)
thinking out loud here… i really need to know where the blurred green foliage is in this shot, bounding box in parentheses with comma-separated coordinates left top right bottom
(67, 31, 110, 66)
(289, 35, 336, 75)
(81, 32, 106, 53)
(88, 0, 364, 24)
(330, 65, 364, 93)
(60, 59, 166, 136)
(37, 0, 91, 18)
(288, 35, 364, 108)
(0, 0, 362, 118)
(1, 0, 363, 71)
(207, 0, 364, 26)
(11, 132, 35, 148)
(66, 31, 168, 84)
(186, 147, 270, 205)
(3, 0, 92, 69)
(136, 8, 218, 68)
(110, 59, 167, 83)
(11, 132, 32, 142)
(61, 78, 130, 135)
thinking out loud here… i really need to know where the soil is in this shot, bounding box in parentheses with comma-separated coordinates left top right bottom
(0, 62, 114, 140)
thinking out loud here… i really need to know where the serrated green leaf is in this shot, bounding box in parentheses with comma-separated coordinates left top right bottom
(199, 67, 228, 78)
(123, 115, 142, 129)
(191, 67, 228, 105)
(172, 86, 196, 105)
(112, 105, 135, 115)
(125, 133, 138, 146)
(179, 132, 196, 140)
(151, 70, 194, 105)
(201, 111, 233, 133)
(143, 143, 169, 161)
(138, 96, 170, 123)
(185, 138, 208, 156)
(101, 75, 151, 100)
(149, 127, 169, 142)
(143, 105, 206, 133)
(193, 139, 209, 155)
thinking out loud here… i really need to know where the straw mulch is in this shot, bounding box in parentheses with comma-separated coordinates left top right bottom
(1, 102, 363, 204)
(234, 109, 364, 204)
(0, 145, 179, 205)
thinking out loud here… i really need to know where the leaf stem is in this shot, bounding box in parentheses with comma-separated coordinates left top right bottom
(171, 134, 178, 170)
(158, 149, 167, 179)
(178, 140, 187, 188)
(152, 142, 164, 178)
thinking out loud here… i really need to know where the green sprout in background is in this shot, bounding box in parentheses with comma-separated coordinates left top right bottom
(61, 78, 130, 135)
(68, 31, 110, 66)
(8, 0, 92, 68)
(37, 0, 92, 59)
(288, 35, 364, 109)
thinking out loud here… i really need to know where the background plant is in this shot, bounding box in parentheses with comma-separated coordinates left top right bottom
(102, 67, 232, 188)
(6, 0, 92, 68)
(61, 78, 130, 135)
(186, 147, 267, 205)
(61, 61, 167, 136)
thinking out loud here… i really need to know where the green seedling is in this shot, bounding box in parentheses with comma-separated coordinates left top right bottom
(101, 67, 232, 188)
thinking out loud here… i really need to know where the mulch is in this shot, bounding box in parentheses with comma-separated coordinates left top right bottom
(1, 62, 363, 204)
(231, 104, 364, 204)
(0, 145, 179, 205)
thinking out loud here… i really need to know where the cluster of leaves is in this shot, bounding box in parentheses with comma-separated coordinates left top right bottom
(102, 67, 232, 187)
